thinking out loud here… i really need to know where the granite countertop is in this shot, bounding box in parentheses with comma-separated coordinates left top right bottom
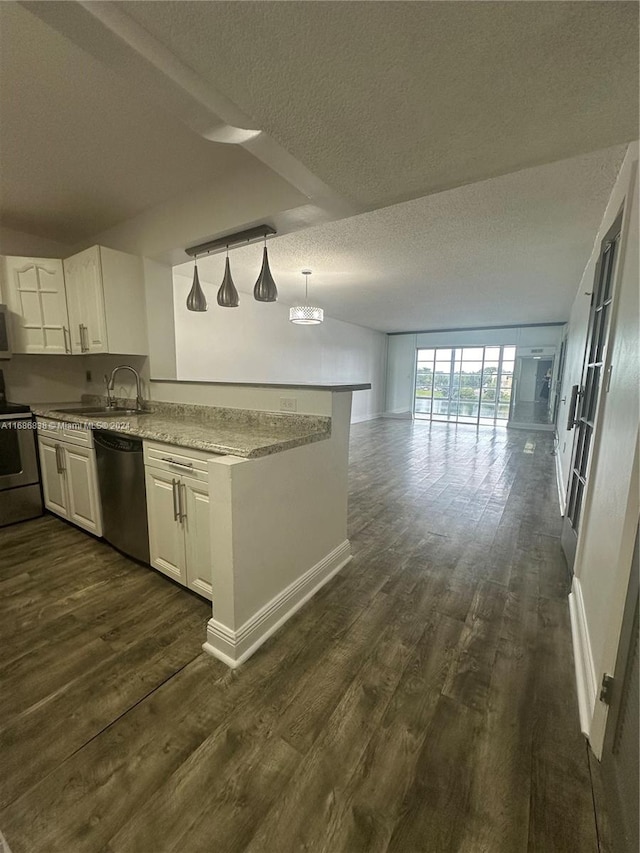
(32, 401, 332, 459)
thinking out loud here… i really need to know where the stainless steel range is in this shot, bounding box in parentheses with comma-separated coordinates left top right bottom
(0, 371, 43, 527)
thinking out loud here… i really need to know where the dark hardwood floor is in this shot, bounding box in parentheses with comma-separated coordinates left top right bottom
(0, 420, 600, 852)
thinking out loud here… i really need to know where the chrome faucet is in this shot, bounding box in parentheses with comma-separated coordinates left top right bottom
(107, 365, 145, 411)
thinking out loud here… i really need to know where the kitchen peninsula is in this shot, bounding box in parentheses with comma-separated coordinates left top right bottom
(33, 383, 370, 668)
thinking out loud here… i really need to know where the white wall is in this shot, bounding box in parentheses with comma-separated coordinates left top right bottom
(0, 226, 73, 259)
(1, 353, 149, 405)
(385, 324, 563, 415)
(173, 272, 387, 423)
(560, 142, 639, 756)
(149, 380, 335, 417)
(143, 259, 177, 379)
(385, 333, 417, 416)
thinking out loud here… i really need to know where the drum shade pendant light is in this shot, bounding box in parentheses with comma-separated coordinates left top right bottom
(253, 238, 278, 302)
(290, 270, 323, 325)
(217, 249, 239, 308)
(186, 258, 207, 312)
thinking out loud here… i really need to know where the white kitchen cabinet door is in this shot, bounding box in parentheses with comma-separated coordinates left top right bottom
(64, 246, 108, 353)
(65, 445, 102, 536)
(2, 257, 70, 353)
(38, 437, 68, 518)
(182, 476, 212, 600)
(145, 468, 186, 585)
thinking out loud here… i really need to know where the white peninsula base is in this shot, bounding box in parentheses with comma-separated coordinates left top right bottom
(203, 391, 354, 668)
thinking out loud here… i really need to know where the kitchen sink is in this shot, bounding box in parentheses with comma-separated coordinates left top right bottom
(53, 406, 150, 416)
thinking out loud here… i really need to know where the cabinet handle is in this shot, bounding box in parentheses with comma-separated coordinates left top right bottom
(162, 457, 193, 469)
(171, 478, 180, 521)
(78, 323, 89, 352)
(179, 483, 187, 523)
(62, 325, 71, 354)
(55, 444, 65, 473)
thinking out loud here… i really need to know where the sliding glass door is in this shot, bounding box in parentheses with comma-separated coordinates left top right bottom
(415, 345, 516, 425)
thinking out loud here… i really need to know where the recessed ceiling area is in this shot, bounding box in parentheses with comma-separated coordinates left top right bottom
(0, 2, 304, 245)
(174, 146, 626, 333)
(123, 0, 639, 210)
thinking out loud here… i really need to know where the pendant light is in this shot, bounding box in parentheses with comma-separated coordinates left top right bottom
(186, 257, 207, 312)
(253, 237, 278, 302)
(290, 269, 323, 325)
(217, 248, 239, 308)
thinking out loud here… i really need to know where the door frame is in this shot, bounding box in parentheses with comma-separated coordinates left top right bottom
(598, 523, 639, 853)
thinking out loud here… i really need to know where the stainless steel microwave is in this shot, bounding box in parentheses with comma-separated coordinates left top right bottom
(0, 305, 11, 359)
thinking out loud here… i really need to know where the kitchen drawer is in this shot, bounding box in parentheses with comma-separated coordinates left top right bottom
(36, 418, 94, 448)
(143, 441, 212, 482)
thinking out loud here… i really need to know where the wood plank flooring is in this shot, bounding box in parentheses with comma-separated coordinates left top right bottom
(0, 421, 600, 852)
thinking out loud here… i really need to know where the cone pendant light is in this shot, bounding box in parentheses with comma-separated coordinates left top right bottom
(253, 241, 278, 302)
(217, 251, 239, 307)
(186, 259, 207, 312)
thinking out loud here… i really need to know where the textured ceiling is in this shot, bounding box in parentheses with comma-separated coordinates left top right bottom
(0, 2, 301, 245)
(123, 1, 638, 210)
(174, 146, 626, 333)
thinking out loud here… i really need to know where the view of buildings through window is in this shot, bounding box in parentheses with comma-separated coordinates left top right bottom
(414, 346, 516, 425)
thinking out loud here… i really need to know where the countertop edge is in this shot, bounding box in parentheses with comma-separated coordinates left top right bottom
(149, 380, 372, 391)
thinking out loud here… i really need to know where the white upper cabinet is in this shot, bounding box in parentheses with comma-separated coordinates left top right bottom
(1, 257, 70, 353)
(64, 246, 108, 354)
(1, 246, 148, 356)
(63, 245, 147, 356)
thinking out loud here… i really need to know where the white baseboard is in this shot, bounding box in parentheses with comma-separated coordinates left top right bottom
(506, 422, 555, 432)
(568, 577, 598, 738)
(382, 411, 413, 419)
(351, 412, 382, 424)
(555, 447, 567, 516)
(202, 540, 352, 668)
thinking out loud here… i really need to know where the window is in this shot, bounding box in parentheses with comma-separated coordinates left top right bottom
(414, 345, 517, 425)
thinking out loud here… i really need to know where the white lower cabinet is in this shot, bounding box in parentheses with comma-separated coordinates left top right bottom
(145, 465, 212, 600)
(38, 434, 102, 536)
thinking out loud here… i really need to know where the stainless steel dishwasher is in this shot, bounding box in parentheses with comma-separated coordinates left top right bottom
(94, 431, 150, 564)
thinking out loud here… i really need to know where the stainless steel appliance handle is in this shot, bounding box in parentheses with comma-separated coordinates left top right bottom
(171, 478, 179, 521)
(162, 457, 193, 469)
(62, 325, 71, 354)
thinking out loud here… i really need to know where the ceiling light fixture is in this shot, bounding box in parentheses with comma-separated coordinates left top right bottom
(186, 256, 207, 312)
(253, 236, 278, 303)
(290, 270, 323, 325)
(217, 247, 239, 308)
(184, 224, 277, 312)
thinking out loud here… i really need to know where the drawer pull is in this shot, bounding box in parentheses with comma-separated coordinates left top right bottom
(161, 457, 193, 469)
